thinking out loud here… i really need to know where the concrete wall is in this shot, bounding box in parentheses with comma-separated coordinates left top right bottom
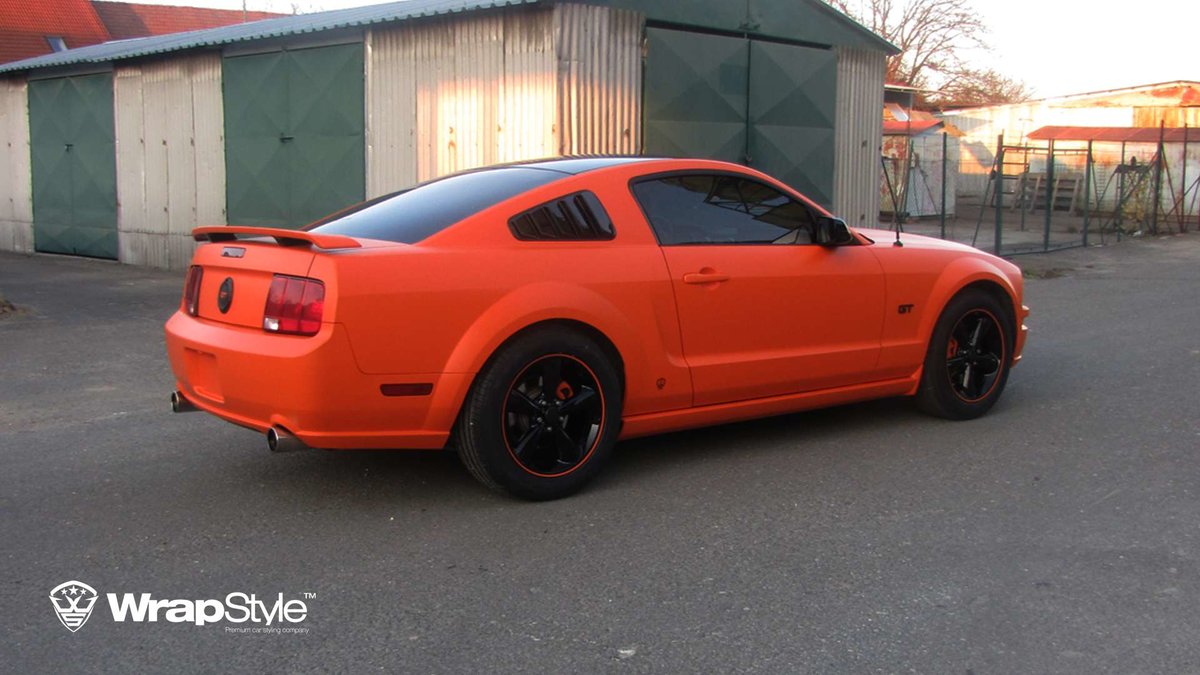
(0, 77, 33, 254)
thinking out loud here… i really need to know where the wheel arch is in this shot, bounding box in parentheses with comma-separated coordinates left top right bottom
(425, 284, 637, 434)
(921, 260, 1021, 347)
(478, 318, 626, 391)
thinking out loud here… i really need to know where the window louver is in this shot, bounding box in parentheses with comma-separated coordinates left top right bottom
(508, 191, 615, 241)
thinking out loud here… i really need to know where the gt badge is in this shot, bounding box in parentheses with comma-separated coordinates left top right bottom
(898, 304, 915, 314)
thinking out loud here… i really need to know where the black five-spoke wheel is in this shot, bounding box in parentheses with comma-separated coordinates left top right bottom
(917, 289, 1014, 420)
(454, 327, 622, 500)
(503, 355, 605, 477)
(945, 309, 1005, 402)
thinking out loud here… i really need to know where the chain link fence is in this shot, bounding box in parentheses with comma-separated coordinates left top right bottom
(883, 129, 1200, 256)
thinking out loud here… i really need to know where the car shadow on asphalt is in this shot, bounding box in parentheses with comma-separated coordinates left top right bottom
(161, 395, 920, 507)
(602, 396, 917, 482)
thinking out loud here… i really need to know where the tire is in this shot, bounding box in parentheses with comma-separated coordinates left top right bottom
(454, 326, 622, 500)
(916, 288, 1014, 420)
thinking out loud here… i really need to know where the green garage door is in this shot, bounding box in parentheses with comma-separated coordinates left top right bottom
(644, 29, 838, 207)
(748, 41, 836, 208)
(223, 43, 365, 230)
(28, 73, 118, 259)
(643, 28, 748, 164)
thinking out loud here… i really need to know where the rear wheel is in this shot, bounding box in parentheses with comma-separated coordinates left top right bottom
(916, 289, 1013, 420)
(454, 327, 622, 500)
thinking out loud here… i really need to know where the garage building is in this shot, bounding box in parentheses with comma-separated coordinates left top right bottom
(0, 0, 894, 268)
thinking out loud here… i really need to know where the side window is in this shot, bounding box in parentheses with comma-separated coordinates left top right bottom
(508, 191, 615, 241)
(631, 174, 815, 245)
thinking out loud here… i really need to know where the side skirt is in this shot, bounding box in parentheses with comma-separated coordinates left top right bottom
(618, 375, 920, 440)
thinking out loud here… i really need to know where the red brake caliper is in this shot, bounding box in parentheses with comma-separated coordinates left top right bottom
(556, 381, 574, 401)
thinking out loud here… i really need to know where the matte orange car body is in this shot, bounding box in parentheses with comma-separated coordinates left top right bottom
(165, 158, 1028, 454)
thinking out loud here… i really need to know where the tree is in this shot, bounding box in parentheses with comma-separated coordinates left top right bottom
(934, 67, 1032, 108)
(824, 0, 1030, 107)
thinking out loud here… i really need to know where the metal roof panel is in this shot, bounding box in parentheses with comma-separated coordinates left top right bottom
(1, 0, 540, 74)
(1028, 126, 1200, 143)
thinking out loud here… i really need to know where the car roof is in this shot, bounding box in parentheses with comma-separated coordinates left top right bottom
(513, 156, 665, 175)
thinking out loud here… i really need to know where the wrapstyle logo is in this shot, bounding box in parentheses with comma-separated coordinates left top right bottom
(48, 581, 312, 633)
(50, 581, 99, 632)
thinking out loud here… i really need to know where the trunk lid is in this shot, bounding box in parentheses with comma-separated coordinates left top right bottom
(190, 239, 316, 330)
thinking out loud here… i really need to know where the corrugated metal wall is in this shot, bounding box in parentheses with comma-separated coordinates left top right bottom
(1133, 107, 1200, 128)
(366, 4, 641, 197)
(0, 77, 33, 253)
(368, 9, 559, 196)
(832, 47, 885, 227)
(114, 54, 225, 268)
(6, 3, 888, 268)
(554, 3, 641, 156)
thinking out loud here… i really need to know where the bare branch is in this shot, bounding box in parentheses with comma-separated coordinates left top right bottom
(823, 0, 1011, 97)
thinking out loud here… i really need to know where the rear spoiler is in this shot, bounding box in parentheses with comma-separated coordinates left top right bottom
(192, 226, 362, 250)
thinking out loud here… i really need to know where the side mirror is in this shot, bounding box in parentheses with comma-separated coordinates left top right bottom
(815, 216, 855, 247)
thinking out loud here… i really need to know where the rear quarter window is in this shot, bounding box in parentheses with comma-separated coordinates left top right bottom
(307, 167, 564, 244)
(509, 191, 615, 241)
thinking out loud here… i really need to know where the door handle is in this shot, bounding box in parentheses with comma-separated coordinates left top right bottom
(683, 271, 730, 285)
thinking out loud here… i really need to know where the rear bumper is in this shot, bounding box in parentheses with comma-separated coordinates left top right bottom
(164, 311, 465, 449)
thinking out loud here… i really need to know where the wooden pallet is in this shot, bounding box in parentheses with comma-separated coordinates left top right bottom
(1018, 172, 1083, 213)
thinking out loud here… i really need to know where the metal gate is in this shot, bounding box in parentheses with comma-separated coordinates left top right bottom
(28, 73, 118, 259)
(643, 28, 837, 207)
(643, 29, 748, 164)
(748, 40, 836, 207)
(223, 43, 365, 230)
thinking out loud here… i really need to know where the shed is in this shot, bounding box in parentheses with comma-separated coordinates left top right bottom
(881, 116, 960, 219)
(0, 0, 895, 268)
(939, 81, 1200, 201)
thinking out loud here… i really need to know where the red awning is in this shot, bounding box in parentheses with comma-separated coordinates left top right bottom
(1028, 126, 1200, 143)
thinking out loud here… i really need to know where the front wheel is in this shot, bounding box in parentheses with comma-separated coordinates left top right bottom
(454, 327, 622, 500)
(916, 289, 1014, 420)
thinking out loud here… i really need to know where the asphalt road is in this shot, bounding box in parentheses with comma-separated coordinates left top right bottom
(2, 235, 1198, 673)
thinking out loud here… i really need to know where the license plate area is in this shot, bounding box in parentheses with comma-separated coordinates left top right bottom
(184, 348, 224, 403)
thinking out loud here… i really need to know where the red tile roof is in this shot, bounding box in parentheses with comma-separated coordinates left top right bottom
(92, 1, 282, 41)
(0, 1, 284, 65)
(0, 0, 110, 64)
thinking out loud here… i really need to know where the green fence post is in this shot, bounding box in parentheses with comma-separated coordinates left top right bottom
(1117, 142, 1126, 241)
(940, 131, 948, 240)
(1180, 123, 1189, 232)
(1043, 139, 1054, 251)
(1083, 140, 1093, 247)
(994, 133, 1004, 255)
(1152, 121, 1165, 234)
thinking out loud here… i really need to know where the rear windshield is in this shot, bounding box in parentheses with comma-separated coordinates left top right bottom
(306, 167, 565, 244)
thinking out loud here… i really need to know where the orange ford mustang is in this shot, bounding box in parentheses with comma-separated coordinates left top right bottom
(166, 157, 1029, 500)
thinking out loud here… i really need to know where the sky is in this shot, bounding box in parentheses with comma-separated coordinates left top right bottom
(124, 0, 1195, 100)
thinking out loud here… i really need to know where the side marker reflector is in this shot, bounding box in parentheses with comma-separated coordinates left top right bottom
(381, 383, 433, 397)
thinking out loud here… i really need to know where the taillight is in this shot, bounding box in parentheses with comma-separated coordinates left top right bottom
(263, 275, 325, 336)
(183, 265, 203, 316)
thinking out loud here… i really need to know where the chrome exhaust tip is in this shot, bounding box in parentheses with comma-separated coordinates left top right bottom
(267, 426, 307, 453)
(171, 391, 198, 413)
